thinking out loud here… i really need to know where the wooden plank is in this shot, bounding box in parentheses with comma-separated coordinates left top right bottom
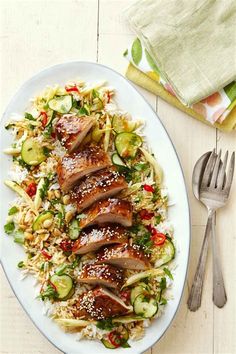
(152, 226, 214, 354)
(213, 130, 236, 354)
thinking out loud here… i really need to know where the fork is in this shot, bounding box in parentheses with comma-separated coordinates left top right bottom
(188, 149, 235, 310)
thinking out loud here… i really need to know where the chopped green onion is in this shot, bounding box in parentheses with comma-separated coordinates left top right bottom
(8, 206, 19, 215)
(25, 112, 36, 121)
(14, 230, 25, 244)
(55, 264, 68, 276)
(4, 221, 15, 234)
(163, 267, 173, 280)
(17, 261, 25, 268)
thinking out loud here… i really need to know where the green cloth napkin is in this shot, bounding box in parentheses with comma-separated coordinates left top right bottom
(126, 0, 236, 105)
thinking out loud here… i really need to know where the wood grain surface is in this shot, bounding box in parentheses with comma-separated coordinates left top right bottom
(0, 1, 235, 353)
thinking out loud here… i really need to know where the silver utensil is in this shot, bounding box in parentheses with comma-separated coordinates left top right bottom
(187, 152, 213, 311)
(188, 150, 235, 311)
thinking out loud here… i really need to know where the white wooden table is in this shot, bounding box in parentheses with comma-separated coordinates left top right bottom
(0, 1, 235, 353)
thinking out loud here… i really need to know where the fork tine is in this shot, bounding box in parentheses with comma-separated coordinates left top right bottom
(224, 152, 235, 194)
(217, 150, 228, 189)
(210, 150, 222, 188)
(201, 149, 216, 187)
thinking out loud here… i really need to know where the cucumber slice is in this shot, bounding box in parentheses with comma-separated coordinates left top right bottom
(101, 338, 116, 349)
(50, 274, 73, 300)
(48, 95, 72, 114)
(130, 283, 150, 305)
(21, 137, 47, 166)
(154, 239, 175, 267)
(69, 219, 80, 240)
(133, 294, 158, 318)
(111, 153, 127, 168)
(33, 211, 54, 231)
(112, 115, 136, 133)
(115, 132, 142, 159)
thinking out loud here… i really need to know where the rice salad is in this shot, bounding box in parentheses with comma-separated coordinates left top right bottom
(3, 79, 175, 349)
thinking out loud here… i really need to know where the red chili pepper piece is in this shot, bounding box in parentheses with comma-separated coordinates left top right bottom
(65, 86, 79, 93)
(59, 239, 74, 252)
(108, 331, 122, 348)
(26, 182, 37, 197)
(48, 279, 58, 292)
(151, 232, 166, 246)
(139, 209, 154, 220)
(40, 111, 48, 127)
(143, 184, 155, 193)
(41, 249, 52, 260)
(146, 224, 157, 235)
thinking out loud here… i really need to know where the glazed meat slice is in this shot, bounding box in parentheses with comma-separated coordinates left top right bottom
(79, 198, 133, 229)
(72, 225, 129, 254)
(74, 286, 132, 320)
(77, 264, 124, 289)
(57, 146, 111, 192)
(70, 167, 127, 212)
(55, 114, 95, 152)
(97, 243, 151, 270)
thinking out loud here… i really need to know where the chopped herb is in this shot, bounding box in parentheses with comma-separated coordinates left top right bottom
(130, 224, 153, 253)
(39, 178, 50, 199)
(159, 277, 166, 290)
(123, 49, 128, 56)
(70, 255, 81, 269)
(163, 267, 173, 280)
(8, 206, 19, 215)
(155, 215, 162, 224)
(42, 147, 51, 157)
(96, 318, 116, 331)
(40, 262, 45, 271)
(56, 211, 64, 228)
(28, 124, 35, 130)
(120, 340, 131, 348)
(4, 221, 15, 234)
(152, 188, 160, 203)
(50, 198, 61, 205)
(78, 106, 90, 116)
(160, 297, 167, 305)
(43, 124, 53, 138)
(72, 98, 80, 108)
(39, 284, 58, 301)
(25, 112, 36, 121)
(134, 163, 149, 171)
(92, 89, 99, 99)
(17, 261, 25, 268)
(55, 263, 68, 275)
(17, 157, 31, 170)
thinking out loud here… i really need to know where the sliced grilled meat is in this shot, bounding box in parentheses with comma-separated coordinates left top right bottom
(73, 286, 132, 320)
(56, 114, 95, 152)
(70, 167, 127, 212)
(79, 198, 133, 229)
(97, 243, 151, 270)
(57, 146, 111, 192)
(72, 225, 128, 254)
(77, 264, 124, 289)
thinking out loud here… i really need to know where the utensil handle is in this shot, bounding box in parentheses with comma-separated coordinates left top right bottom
(187, 214, 213, 311)
(212, 212, 227, 308)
